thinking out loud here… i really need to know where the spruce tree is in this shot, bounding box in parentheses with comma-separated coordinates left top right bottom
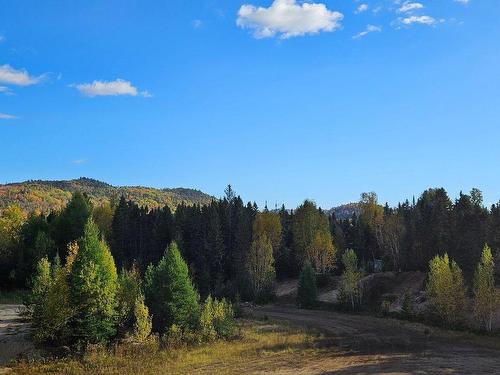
(145, 242, 200, 333)
(69, 219, 118, 343)
(297, 261, 317, 309)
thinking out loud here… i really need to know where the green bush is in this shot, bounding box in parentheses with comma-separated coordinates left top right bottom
(132, 294, 152, 342)
(116, 265, 142, 334)
(199, 295, 235, 342)
(297, 261, 317, 309)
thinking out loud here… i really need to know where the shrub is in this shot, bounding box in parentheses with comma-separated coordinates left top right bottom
(132, 294, 152, 342)
(401, 293, 414, 319)
(198, 295, 236, 342)
(297, 261, 317, 309)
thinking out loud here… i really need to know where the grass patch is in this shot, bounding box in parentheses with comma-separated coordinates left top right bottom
(11, 320, 334, 375)
(0, 289, 28, 304)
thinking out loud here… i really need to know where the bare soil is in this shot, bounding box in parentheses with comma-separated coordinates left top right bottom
(246, 304, 500, 374)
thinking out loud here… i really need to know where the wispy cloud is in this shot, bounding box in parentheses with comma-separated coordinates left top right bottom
(192, 19, 203, 29)
(355, 4, 369, 14)
(454, 0, 470, 4)
(0, 112, 18, 120)
(399, 15, 442, 26)
(72, 159, 86, 165)
(353, 24, 382, 39)
(72, 79, 151, 97)
(0, 64, 45, 86)
(398, 2, 424, 13)
(0, 35, 5, 43)
(237, 0, 343, 39)
(0, 86, 14, 95)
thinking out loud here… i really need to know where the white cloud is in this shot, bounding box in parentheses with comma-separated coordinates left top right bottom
(398, 2, 424, 13)
(454, 0, 469, 4)
(355, 4, 369, 14)
(400, 15, 440, 26)
(73, 79, 151, 97)
(192, 19, 203, 29)
(0, 112, 17, 119)
(72, 159, 86, 165)
(0, 64, 44, 86)
(0, 86, 14, 95)
(353, 24, 382, 39)
(237, 0, 343, 39)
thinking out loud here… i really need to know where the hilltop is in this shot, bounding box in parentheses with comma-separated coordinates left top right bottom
(0, 177, 214, 213)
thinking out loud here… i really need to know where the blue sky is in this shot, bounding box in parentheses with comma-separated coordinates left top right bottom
(1, 0, 499, 209)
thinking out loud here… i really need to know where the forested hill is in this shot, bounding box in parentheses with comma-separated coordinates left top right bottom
(0, 177, 214, 213)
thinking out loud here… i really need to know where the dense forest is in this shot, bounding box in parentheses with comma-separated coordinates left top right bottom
(0, 177, 213, 214)
(2, 184, 500, 298)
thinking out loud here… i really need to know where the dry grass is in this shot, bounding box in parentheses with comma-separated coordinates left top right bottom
(10, 320, 333, 375)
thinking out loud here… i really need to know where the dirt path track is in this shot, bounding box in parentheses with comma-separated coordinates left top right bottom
(247, 305, 500, 374)
(0, 305, 33, 373)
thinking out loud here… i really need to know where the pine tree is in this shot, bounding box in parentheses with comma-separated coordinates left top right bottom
(473, 244, 500, 332)
(69, 219, 118, 343)
(144, 242, 200, 333)
(297, 261, 317, 309)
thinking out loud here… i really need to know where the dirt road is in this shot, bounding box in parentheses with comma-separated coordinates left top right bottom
(0, 305, 33, 373)
(246, 305, 500, 374)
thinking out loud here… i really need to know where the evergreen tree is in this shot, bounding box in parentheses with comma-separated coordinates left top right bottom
(53, 191, 92, 259)
(144, 242, 200, 333)
(473, 244, 500, 332)
(297, 261, 317, 309)
(69, 219, 118, 343)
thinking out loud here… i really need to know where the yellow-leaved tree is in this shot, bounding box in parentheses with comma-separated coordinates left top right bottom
(473, 244, 500, 332)
(426, 253, 467, 327)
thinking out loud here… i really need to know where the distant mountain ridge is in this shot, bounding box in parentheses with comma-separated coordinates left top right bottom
(0, 177, 214, 213)
(326, 202, 360, 220)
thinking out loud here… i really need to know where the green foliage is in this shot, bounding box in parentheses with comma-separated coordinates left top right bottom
(70, 219, 118, 343)
(0, 178, 213, 214)
(401, 293, 414, 318)
(198, 295, 235, 342)
(132, 294, 152, 342)
(473, 244, 500, 332)
(29, 257, 52, 327)
(116, 265, 143, 333)
(246, 233, 275, 302)
(339, 249, 363, 311)
(53, 191, 92, 257)
(426, 253, 467, 327)
(292, 200, 335, 273)
(144, 242, 200, 333)
(0, 204, 26, 285)
(297, 261, 317, 309)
